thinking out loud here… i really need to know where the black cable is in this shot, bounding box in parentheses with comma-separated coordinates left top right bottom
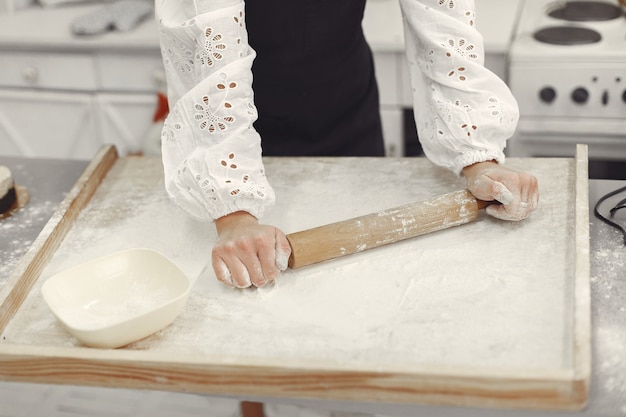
(609, 196, 626, 217)
(593, 185, 626, 246)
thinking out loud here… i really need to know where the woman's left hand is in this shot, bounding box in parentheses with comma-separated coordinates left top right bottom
(463, 161, 539, 221)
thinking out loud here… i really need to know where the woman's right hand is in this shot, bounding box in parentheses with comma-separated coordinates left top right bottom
(212, 211, 292, 288)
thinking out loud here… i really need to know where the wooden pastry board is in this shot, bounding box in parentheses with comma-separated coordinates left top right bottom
(0, 144, 590, 411)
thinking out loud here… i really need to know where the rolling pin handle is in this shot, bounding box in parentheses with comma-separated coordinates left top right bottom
(287, 189, 486, 269)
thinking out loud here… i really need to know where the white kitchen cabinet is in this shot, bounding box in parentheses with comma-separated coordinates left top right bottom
(0, 0, 519, 160)
(370, 51, 405, 156)
(95, 93, 159, 156)
(0, 89, 99, 159)
(0, 88, 160, 159)
(96, 52, 165, 93)
(372, 52, 401, 107)
(0, 51, 98, 91)
(380, 107, 404, 156)
(0, 4, 162, 160)
(0, 82, 160, 160)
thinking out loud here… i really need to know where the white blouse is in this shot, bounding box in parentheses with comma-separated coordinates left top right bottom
(156, 0, 519, 222)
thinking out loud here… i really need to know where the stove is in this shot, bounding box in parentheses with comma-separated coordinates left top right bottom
(507, 0, 626, 170)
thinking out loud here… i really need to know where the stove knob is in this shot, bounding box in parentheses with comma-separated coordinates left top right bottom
(571, 87, 589, 104)
(623, 89, 626, 103)
(539, 87, 557, 103)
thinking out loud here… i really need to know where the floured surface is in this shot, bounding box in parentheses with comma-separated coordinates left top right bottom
(2, 157, 576, 372)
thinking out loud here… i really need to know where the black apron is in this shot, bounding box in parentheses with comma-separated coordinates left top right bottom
(245, 1, 385, 157)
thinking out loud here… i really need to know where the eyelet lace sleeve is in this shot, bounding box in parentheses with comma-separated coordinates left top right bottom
(156, 0, 519, 223)
(156, 0, 274, 222)
(399, 0, 520, 175)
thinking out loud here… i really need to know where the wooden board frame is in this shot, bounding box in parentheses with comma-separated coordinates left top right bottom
(0, 144, 591, 411)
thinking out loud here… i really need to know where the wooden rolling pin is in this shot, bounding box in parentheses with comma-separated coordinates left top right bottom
(286, 189, 489, 269)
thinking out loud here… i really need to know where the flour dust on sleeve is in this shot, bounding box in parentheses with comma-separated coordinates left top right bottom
(399, 0, 520, 175)
(156, 0, 275, 222)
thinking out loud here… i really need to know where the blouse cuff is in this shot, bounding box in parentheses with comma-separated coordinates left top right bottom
(453, 149, 506, 177)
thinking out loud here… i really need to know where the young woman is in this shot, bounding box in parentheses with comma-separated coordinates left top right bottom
(156, 0, 539, 289)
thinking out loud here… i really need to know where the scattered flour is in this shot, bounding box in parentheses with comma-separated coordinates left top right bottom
(2, 157, 579, 374)
(591, 226, 626, 301)
(589, 220, 626, 413)
(0, 199, 56, 282)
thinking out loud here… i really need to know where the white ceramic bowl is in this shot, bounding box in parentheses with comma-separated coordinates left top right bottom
(41, 248, 191, 349)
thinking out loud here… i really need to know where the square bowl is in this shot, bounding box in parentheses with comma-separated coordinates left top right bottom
(41, 248, 191, 349)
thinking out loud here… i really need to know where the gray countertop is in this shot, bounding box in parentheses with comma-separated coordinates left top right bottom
(0, 156, 625, 416)
(0, 156, 88, 281)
